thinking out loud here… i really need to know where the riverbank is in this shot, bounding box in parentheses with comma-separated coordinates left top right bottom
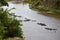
(23, 0, 60, 15)
(29, 4, 60, 15)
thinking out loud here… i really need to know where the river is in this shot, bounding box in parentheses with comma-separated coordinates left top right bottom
(2, 2, 60, 40)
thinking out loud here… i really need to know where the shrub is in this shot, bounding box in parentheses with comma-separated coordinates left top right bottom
(0, 0, 23, 40)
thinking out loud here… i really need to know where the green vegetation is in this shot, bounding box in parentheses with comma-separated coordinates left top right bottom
(0, 0, 23, 40)
(24, 0, 60, 14)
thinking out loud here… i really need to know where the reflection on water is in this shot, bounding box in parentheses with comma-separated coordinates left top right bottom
(3, 2, 60, 40)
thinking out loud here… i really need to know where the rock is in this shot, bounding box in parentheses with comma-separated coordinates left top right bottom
(37, 23, 47, 26)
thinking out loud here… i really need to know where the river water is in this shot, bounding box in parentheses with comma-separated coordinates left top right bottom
(2, 2, 60, 40)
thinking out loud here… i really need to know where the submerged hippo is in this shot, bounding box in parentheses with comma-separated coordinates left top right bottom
(45, 28, 57, 30)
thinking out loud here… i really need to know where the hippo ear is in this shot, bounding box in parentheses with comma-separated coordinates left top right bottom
(0, 0, 9, 6)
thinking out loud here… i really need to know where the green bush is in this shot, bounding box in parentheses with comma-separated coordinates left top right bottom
(0, 0, 23, 40)
(0, 8, 23, 39)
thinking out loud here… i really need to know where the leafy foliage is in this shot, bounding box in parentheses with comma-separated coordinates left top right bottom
(0, 0, 23, 40)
